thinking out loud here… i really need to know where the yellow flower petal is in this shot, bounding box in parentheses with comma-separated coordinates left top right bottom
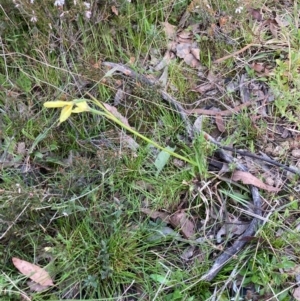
(44, 101, 73, 108)
(59, 104, 73, 123)
(72, 101, 90, 113)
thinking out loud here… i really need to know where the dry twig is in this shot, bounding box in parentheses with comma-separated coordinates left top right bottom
(213, 43, 256, 64)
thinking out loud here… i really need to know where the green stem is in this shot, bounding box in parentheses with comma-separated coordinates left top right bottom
(88, 107, 196, 166)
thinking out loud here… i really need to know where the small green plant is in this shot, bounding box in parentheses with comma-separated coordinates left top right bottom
(43, 96, 197, 166)
(240, 253, 294, 300)
(269, 50, 300, 123)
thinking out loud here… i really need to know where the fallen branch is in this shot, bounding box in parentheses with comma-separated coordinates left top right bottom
(217, 145, 300, 176)
(200, 132, 262, 281)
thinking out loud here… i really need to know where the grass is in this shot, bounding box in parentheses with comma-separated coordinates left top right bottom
(1, 0, 300, 300)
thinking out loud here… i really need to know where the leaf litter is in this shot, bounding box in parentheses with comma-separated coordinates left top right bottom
(103, 29, 300, 280)
(231, 170, 282, 192)
(141, 208, 195, 239)
(12, 257, 54, 287)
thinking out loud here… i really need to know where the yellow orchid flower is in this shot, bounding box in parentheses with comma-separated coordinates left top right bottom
(44, 99, 90, 124)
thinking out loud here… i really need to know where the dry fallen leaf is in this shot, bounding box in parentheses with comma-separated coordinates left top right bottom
(111, 5, 118, 16)
(12, 257, 54, 287)
(141, 208, 170, 222)
(192, 82, 215, 94)
(119, 132, 139, 151)
(266, 19, 279, 38)
(129, 56, 135, 64)
(27, 280, 50, 292)
(219, 16, 228, 28)
(177, 29, 192, 39)
(176, 43, 191, 59)
(161, 21, 177, 40)
(293, 287, 300, 300)
(215, 114, 225, 132)
(155, 51, 173, 71)
(114, 88, 126, 105)
(169, 211, 195, 239)
(232, 170, 281, 192)
(248, 8, 263, 21)
(17, 142, 26, 155)
(141, 208, 195, 239)
(184, 53, 201, 68)
(216, 216, 249, 243)
(190, 47, 200, 61)
(251, 62, 265, 73)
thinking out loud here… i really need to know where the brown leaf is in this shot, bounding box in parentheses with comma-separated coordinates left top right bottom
(169, 211, 195, 239)
(190, 47, 200, 61)
(103, 103, 133, 129)
(176, 43, 191, 58)
(268, 19, 278, 38)
(177, 29, 192, 39)
(250, 62, 265, 73)
(293, 287, 300, 301)
(155, 50, 173, 71)
(184, 53, 201, 68)
(140, 208, 170, 222)
(275, 16, 290, 27)
(111, 5, 118, 16)
(17, 142, 26, 155)
(114, 88, 126, 105)
(192, 82, 215, 94)
(215, 114, 225, 132)
(27, 280, 49, 292)
(250, 63, 270, 76)
(216, 216, 249, 243)
(219, 16, 228, 27)
(92, 60, 101, 69)
(231, 170, 281, 192)
(119, 132, 139, 151)
(12, 257, 54, 287)
(248, 8, 262, 21)
(129, 56, 135, 64)
(161, 21, 177, 40)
